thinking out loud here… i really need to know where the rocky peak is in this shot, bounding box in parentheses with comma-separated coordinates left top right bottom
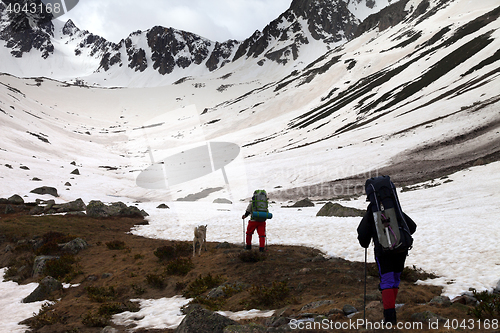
(0, 0, 55, 58)
(146, 26, 212, 75)
(62, 19, 79, 36)
(233, 0, 359, 64)
(354, 0, 412, 36)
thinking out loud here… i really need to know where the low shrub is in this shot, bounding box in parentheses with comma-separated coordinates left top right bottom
(183, 273, 225, 298)
(401, 265, 438, 282)
(154, 241, 191, 261)
(81, 311, 109, 327)
(166, 257, 194, 276)
(85, 286, 117, 303)
(468, 289, 500, 319)
(43, 254, 78, 281)
(97, 302, 124, 317)
(36, 231, 77, 255)
(146, 273, 166, 289)
(247, 281, 290, 308)
(23, 303, 66, 329)
(191, 295, 226, 311)
(238, 250, 267, 263)
(105, 240, 126, 250)
(131, 283, 146, 295)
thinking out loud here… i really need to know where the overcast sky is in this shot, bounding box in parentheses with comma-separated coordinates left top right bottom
(60, 0, 292, 42)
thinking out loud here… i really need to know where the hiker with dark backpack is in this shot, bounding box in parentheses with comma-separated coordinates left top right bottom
(357, 176, 417, 325)
(242, 189, 272, 252)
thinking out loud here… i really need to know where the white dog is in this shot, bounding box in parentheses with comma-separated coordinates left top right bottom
(193, 225, 207, 256)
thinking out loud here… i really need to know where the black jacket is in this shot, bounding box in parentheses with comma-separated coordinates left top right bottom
(357, 204, 417, 255)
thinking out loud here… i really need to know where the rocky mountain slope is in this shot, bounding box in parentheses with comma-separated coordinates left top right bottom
(0, 0, 365, 87)
(0, 0, 498, 202)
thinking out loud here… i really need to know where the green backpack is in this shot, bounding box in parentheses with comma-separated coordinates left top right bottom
(251, 190, 269, 221)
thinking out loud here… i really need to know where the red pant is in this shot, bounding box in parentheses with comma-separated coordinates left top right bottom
(246, 220, 266, 248)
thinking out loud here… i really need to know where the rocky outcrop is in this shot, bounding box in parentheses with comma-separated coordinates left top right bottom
(354, 0, 411, 37)
(86, 200, 147, 218)
(0, 0, 55, 59)
(234, 0, 359, 64)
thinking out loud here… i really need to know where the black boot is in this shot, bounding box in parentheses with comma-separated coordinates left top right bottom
(245, 244, 251, 250)
(383, 308, 397, 324)
(259, 247, 265, 252)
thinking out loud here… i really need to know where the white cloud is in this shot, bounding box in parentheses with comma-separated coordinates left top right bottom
(60, 0, 291, 42)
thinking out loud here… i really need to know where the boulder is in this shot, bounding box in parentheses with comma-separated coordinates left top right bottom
(54, 198, 86, 213)
(30, 186, 59, 197)
(43, 199, 56, 213)
(23, 276, 62, 303)
(8, 194, 24, 205)
(60, 238, 89, 254)
(86, 200, 147, 218)
(301, 300, 334, 311)
(32, 255, 59, 277)
(411, 311, 447, 324)
(342, 304, 357, 316)
(316, 202, 365, 217)
(5, 205, 15, 214)
(430, 295, 451, 306)
(494, 279, 500, 294)
(29, 206, 45, 215)
(213, 198, 232, 204)
(284, 198, 314, 208)
(157, 203, 170, 209)
(175, 304, 239, 333)
(86, 200, 109, 218)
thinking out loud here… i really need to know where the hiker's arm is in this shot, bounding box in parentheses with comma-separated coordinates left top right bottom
(403, 213, 417, 234)
(357, 210, 373, 248)
(242, 203, 252, 219)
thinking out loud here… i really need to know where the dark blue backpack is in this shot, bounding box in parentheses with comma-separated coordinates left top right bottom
(365, 176, 413, 252)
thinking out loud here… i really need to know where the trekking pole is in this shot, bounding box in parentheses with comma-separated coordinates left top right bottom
(363, 247, 367, 327)
(242, 217, 245, 248)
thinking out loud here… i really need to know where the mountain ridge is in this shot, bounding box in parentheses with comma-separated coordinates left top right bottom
(0, 0, 379, 87)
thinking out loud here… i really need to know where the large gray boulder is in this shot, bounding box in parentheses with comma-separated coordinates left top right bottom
(54, 198, 86, 213)
(23, 276, 62, 303)
(175, 304, 239, 333)
(316, 202, 365, 217)
(30, 186, 59, 197)
(8, 194, 24, 204)
(60, 238, 89, 254)
(291, 198, 315, 207)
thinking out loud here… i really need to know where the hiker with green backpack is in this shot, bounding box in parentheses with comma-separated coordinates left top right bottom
(242, 189, 272, 252)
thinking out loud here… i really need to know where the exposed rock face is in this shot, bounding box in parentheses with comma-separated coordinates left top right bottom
(354, 0, 411, 37)
(234, 0, 359, 65)
(0, 0, 361, 79)
(0, 0, 55, 59)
